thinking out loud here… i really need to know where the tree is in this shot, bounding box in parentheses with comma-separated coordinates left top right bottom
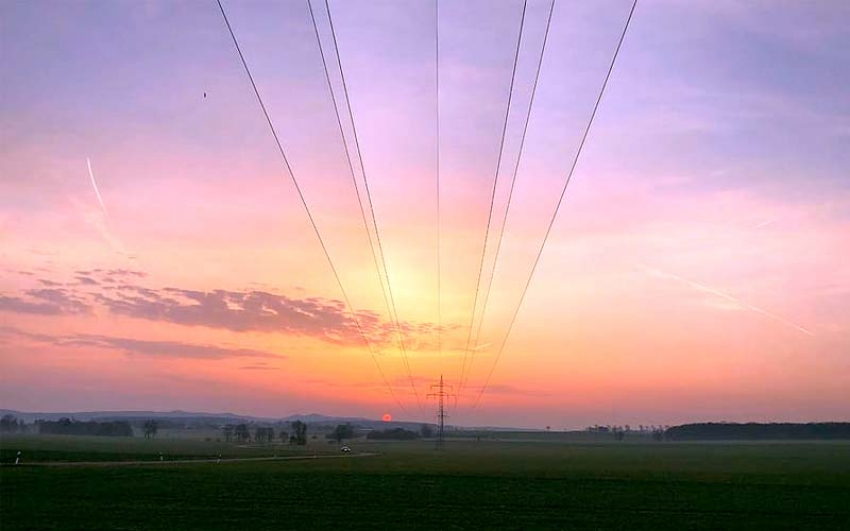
(329, 424, 355, 443)
(420, 424, 434, 438)
(254, 427, 275, 444)
(223, 425, 234, 443)
(290, 421, 307, 445)
(0, 414, 20, 433)
(143, 420, 159, 439)
(234, 423, 251, 443)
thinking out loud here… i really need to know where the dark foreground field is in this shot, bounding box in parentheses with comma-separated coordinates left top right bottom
(2, 436, 850, 530)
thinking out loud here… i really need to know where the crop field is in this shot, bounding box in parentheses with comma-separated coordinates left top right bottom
(2, 435, 850, 530)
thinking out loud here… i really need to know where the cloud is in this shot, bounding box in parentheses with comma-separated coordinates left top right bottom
(77, 268, 147, 280)
(464, 383, 550, 398)
(92, 286, 371, 345)
(103, 268, 147, 279)
(0, 296, 64, 315)
(60, 335, 283, 360)
(0, 326, 57, 342)
(86, 157, 108, 216)
(91, 282, 447, 348)
(239, 363, 280, 371)
(1, 269, 446, 349)
(0, 326, 283, 361)
(638, 263, 815, 336)
(27, 289, 90, 312)
(75, 275, 99, 286)
(0, 289, 90, 315)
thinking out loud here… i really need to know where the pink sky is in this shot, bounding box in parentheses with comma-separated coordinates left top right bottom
(1, 0, 849, 428)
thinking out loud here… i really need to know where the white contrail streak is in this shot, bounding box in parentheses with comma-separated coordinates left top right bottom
(638, 263, 814, 336)
(753, 219, 775, 229)
(87, 157, 108, 216)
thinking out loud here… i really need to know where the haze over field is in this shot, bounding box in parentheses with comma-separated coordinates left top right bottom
(1, 0, 849, 428)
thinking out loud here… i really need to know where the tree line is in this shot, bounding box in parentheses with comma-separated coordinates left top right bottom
(220, 420, 307, 445)
(1, 414, 24, 433)
(36, 418, 133, 437)
(665, 422, 850, 440)
(366, 427, 419, 441)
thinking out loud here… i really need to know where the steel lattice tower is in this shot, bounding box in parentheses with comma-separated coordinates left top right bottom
(427, 374, 454, 449)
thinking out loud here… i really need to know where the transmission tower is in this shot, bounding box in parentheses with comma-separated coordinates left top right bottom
(427, 374, 454, 449)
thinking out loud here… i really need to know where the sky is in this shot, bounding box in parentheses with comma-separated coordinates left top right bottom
(1, 0, 848, 429)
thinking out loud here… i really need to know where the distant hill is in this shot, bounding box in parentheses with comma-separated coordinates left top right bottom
(1, 409, 261, 423)
(665, 422, 850, 441)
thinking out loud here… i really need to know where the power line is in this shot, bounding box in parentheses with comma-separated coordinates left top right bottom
(435, 0, 443, 382)
(321, 0, 422, 409)
(216, 0, 406, 413)
(472, 0, 638, 409)
(466, 0, 555, 389)
(306, 0, 420, 411)
(458, 0, 528, 396)
(426, 374, 454, 449)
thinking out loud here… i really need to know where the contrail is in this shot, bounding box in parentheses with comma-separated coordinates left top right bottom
(753, 219, 775, 229)
(638, 263, 814, 336)
(87, 157, 108, 216)
(79, 158, 134, 260)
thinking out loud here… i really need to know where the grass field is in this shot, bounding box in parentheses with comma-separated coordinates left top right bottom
(2, 435, 850, 530)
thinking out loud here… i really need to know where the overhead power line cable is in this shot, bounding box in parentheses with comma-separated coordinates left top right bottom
(466, 0, 555, 390)
(458, 0, 528, 396)
(307, 0, 421, 410)
(435, 0, 443, 382)
(217, 0, 406, 412)
(472, 0, 638, 409)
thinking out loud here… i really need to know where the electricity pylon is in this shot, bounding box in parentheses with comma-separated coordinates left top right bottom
(427, 374, 454, 449)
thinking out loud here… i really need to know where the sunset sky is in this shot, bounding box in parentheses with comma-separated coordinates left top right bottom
(1, 0, 848, 428)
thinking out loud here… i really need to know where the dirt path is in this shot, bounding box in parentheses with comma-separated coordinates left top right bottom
(4, 452, 379, 468)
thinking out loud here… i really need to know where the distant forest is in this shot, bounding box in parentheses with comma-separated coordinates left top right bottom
(366, 428, 420, 441)
(665, 423, 850, 440)
(36, 418, 133, 437)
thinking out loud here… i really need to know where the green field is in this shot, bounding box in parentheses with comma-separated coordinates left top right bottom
(2, 435, 850, 530)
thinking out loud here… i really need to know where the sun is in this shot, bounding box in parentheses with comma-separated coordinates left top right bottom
(381, 413, 392, 422)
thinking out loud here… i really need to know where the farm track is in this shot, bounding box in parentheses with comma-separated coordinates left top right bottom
(2, 451, 379, 467)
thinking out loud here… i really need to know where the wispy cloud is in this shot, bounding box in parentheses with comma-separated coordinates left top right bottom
(62, 335, 283, 360)
(638, 263, 814, 336)
(86, 157, 108, 216)
(0, 288, 90, 316)
(0, 270, 444, 349)
(239, 363, 281, 371)
(463, 383, 550, 398)
(0, 326, 284, 361)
